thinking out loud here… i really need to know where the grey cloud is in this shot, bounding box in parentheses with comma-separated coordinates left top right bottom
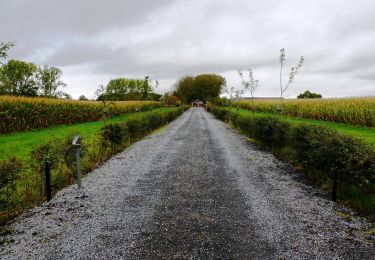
(1, 0, 375, 98)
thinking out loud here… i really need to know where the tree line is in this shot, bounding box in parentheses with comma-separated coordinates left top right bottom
(96, 76, 161, 101)
(0, 42, 69, 98)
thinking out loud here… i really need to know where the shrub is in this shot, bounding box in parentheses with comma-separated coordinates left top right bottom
(100, 123, 127, 150)
(145, 113, 163, 130)
(0, 157, 23, 210)
(126, 117, 148, 138)
(235, 114, 253, 134)
(252, 117, 289, 148)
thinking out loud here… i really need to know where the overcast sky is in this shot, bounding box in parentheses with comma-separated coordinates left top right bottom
(1, 0, 375, 99)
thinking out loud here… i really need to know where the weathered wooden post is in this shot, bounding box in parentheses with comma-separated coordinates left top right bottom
(332, 171, 338, 202)
(44, 161, 53, 201)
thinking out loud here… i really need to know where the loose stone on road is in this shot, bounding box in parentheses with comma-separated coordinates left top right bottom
(1, 108, 374, 259)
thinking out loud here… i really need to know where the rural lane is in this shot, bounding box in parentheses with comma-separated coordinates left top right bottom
(1, 108, 374, 259)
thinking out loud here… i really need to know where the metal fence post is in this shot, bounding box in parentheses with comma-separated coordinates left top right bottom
(72, 135, 82, 189)
(44, 161, 53, 201)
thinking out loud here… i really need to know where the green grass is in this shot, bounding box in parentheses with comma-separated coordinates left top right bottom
(0, 107, 172, 160)
(228, 107, 375, 145)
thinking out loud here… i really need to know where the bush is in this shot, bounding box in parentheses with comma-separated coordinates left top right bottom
(126, 117, 148, 138)
(252, 117, 289, 148)
(145, 113, 163, 130)
(0, 157, 23, 210)
(101, 124, 127, 149)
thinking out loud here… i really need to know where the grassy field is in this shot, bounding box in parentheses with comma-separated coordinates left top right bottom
(227, 107, 375, 145)
(0, 107, 170, 160)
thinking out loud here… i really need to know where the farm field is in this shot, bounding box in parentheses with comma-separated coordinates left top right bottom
(226, 107, 375, 145)
(234, 97, 375, 127)
(0, 96, 160, 134)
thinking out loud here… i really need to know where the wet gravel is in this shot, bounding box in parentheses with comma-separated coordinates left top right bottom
(0, 108, 374, 259)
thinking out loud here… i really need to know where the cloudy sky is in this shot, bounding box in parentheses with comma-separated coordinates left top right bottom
(1, 0, 375, 99)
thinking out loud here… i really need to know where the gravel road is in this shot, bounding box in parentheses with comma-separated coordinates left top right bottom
(1, 108, 374, 259)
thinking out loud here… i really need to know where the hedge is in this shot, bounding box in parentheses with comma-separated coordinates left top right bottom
(208, 106, 375, 219)
(0, 106, 188, 225)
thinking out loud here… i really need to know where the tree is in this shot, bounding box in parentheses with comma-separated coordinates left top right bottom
(297, 90, 322, 99)
(279, 48, 304, 105)
(0, 60, 38, 96)
(37, 65, 67, 98)
(0, 42, 14, 64)
(238, 69, 259, 114)
(95, 84, 113, 124)
(175, 76, 195, 104)
(162, 93, 180, 106)
(102, 77, 158, 101)
(58, 92, 72, 99)
(175, 74, 226, 103)
(79, 95, 88, 101)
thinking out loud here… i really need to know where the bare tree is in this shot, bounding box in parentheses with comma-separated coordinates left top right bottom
(279, 48, 304, 106)
(238, 69, 259, 115)
(228, 85, 245, 113)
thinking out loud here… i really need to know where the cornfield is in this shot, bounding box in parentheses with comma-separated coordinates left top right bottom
(0, 96, 161, 134)
(234, 98, 375, 127)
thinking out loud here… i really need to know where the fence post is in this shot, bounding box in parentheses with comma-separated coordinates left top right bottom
(44, 161, 53, 201)
(72, 135, 82, 189)
(332, 171, 337, 202)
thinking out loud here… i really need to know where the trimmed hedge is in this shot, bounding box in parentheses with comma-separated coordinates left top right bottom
(0, 106, 188, 225)
(209, 106, 375, 218)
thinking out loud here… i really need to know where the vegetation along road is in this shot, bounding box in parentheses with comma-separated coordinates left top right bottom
(1, 108, 374, 259)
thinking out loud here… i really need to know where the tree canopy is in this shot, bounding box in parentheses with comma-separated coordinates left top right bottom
(37, 65, 67, 98)
(0, 60, 38, 96)
(97, 76, 161, 101)
(0, 60, 68, 98)
(175, 74, 226, 103)
(297, 90, 322, 99)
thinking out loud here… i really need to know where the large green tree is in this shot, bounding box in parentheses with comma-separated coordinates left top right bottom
(175, 74, 226, 103)
(175, 76, 195, 103)
(100, 76, 156, 101)
(37, 65, 67, 98)
(0, 60, 38, 96)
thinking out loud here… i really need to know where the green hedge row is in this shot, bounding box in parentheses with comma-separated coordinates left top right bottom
(0, 106, 188, 224)
(208, 106, 375, 218)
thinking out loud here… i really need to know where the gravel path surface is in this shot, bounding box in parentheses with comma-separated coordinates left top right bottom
(1, 108, 374, 259)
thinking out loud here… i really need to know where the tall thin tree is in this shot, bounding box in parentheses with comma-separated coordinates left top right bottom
(279, 48, 304, 112)
(238, 69, 259, 115)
